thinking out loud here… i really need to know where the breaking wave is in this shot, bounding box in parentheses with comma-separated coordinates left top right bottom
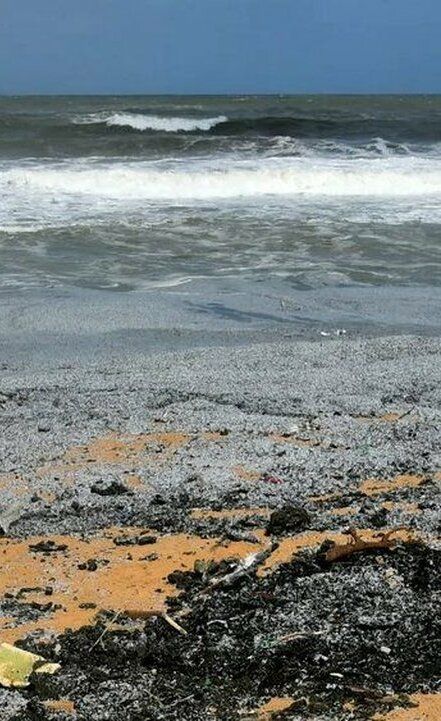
(4, 157, 441, 201)
(74, 112, 228, 132)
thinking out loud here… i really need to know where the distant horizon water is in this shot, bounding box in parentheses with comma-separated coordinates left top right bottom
(2, 93, 441, 97)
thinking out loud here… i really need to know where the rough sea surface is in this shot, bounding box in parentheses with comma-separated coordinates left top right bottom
(1, 95, 441, 293)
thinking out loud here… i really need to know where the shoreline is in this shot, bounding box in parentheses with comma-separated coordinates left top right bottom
(2, 280, 441, 370)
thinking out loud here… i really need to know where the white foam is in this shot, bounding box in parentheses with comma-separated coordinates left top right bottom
(0, 224, 49, 234)
(4, 157, 441, 201)
(74, 112, 227, 132)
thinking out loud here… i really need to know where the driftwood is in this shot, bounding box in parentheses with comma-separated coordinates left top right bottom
(176, 544, 277, 620)
(122, 609, 188, 635)
(324, 528, 407, 562)
(208, 545, 276, 589)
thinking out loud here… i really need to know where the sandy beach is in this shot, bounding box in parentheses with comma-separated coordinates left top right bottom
(0, 281, 439, 720)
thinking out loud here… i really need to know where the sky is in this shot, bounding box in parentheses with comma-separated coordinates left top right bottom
(0, 0, 440, 94)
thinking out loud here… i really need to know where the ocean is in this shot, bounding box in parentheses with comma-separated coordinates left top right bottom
(1, 95, 441, 292)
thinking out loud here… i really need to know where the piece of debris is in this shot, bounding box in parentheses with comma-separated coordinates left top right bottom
(137, 534, 157, 546)
(266, 506, 310, 535)
(0, 643, 60, 688)
(90, 479, 131, 496)
(208, 546, 276, 590)
(122, 609, 188, 635)
(112, 534, 157, 547)
(274, 630, 324, 645)
(262, 474, 284, 485)
(37, 422, 51, 433)
(29, 540, 68, 553)
(321, 528, 408, 562)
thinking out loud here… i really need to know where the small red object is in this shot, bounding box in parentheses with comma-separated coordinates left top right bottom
(262, 475, 284, 484)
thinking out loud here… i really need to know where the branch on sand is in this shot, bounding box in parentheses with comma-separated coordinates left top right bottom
(323, 528, 410, 562)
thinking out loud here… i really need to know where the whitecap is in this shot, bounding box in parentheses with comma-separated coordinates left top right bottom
(4, 156, 441, 201)
(74, 112, 228, 133)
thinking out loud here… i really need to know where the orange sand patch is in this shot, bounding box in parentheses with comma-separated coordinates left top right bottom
(201, 431, 225, 442)
(259, 530, 338, 573)
(0, 529, 265, 644)
(259, 528, 417, 574)
(327, 506, 357, 517)
(373, 693, 441, 721)
(43, 700, 76, 716)
(255, 697, 295, 718)
(124, 474, 144, 491)
(360, 474, 425, 496)
(191, 507, 271, 521)
(269, 433, 318, 448)
(382, 501, 421, 514)
(357, 412, 404, 423)
(65, 431, 190, 465)
(233, 466, 262, 481)
(36, 430, 231, 482)
(380, 412, 404, 422)
(308, 492, 341, 503)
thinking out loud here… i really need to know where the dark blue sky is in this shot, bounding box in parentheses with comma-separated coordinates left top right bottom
(1, 0, 440, 94)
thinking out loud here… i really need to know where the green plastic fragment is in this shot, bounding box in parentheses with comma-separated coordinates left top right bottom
(0, 642, 60, 688)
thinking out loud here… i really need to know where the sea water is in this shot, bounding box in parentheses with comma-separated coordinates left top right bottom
(1, 95, 440, 292)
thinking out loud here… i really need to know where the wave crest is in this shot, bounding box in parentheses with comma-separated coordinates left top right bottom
(5, 158, 441, 200)
(74, 112, 228, 132)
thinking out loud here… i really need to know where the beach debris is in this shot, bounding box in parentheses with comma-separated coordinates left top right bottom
(89, 607, 188, 652)
(321, 528, 407, 563)
(122, 609, 188, 635)
(0, 643, 60, 688)
(207, 546, 276, 590)
(273, 630, 324, 646)
(112, 533, 157, 547)
(262, 474, 284, 485)
(266, 505, 310, 535)
(29, 540, 68, 553)
(77, 559, 99, 571)
(176, 545, 277, 622)
(90, 478, 132, 496)
(319, 329, 347, 338)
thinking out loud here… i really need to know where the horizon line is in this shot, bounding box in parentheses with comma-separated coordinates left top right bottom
(1, 91, 441, 98)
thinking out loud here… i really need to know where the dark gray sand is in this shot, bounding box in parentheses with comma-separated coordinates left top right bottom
(0, 283, 440, 720)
